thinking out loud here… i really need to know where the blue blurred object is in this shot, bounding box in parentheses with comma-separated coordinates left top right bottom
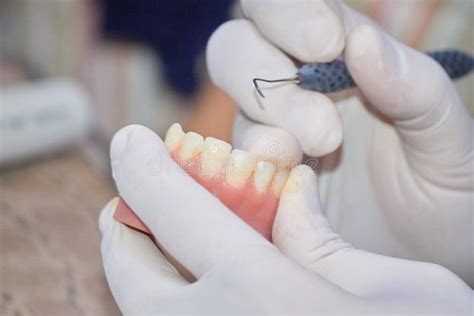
(101, 0, 233, 96)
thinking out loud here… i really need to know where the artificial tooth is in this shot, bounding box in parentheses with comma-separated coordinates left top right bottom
(164, 123, 185, 151)
(254, 161, 276, 193)
(201, 137, 232, 177)
(282, 165, 310, 194)
(272, 169, 289, 196)
(179, 132, 204, 160)
(226, 149, 255, 187)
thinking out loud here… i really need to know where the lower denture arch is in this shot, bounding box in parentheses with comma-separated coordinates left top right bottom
(117, 123, 292, 241)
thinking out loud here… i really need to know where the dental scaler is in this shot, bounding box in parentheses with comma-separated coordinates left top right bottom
(253, 49, 473, 98)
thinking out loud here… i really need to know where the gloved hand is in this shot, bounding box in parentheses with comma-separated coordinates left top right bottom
(99, 125, 472, 314)
(206, 0, 473, 285)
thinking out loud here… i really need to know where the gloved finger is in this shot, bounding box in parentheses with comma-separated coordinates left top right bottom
(99, 198, 188, 314)
(273, 165, 352, 269)
(232, 111, 303, 168)
(241, 0, 345, 62)
(273, 167, 472, 301)
(110, 125, 274, 279)
(345, 24, 473, 186)
(207, 20, 343, 157)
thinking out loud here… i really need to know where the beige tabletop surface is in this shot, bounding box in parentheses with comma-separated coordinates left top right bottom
(0, 151, 120, 315)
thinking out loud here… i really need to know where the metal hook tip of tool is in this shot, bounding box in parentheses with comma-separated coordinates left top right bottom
(252, 78, 266, 98)
(253, 76, 300, 98)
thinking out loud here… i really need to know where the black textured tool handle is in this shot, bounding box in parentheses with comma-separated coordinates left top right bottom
(296, 49, 473, 93)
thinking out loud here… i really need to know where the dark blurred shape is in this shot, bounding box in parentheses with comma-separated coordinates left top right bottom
(101, 0, 233, 96)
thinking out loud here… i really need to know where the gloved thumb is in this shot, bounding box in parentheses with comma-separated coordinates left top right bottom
(345, 24, 473, 187)
(272, 165, 352, 268)
(272, 166, 472, 301)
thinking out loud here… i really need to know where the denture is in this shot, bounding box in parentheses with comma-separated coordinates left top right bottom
(114, 123, 292, 241)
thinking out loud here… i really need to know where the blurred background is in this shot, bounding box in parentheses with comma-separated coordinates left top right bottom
(0, 0, 472, 314)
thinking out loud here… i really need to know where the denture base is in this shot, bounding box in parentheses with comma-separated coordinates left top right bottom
(114, 150, 280, 241)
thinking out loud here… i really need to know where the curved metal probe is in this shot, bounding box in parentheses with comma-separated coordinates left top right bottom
(253, 76, 300, 98)
(252, 50, 473, 101)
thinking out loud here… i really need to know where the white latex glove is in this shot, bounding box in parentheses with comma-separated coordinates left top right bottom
(206, 0, 474, 286)
(99, 125, 472, 314)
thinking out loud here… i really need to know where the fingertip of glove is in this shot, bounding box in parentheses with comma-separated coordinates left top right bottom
(303, 127, 342, 157)
(346, 24, 400, 77)
(110, 124, 166, 175)
(110, 126, 133, 167)
(346, 24, 381, 59)
(99, 197, 120, 235)
(235, 123, 304, 165)
(282, 164, 317, 195)
(297, 17, 345, 63)
(206, 19, 254, 80)
(294, 125, 343, 158)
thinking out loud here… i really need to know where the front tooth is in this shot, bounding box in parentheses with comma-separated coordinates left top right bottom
(201, 137, 232, 177)
(226, 149, 255, 187)
(272, 169, 289, 197)
(254, 161, 276, 193)
(179, 132, 204, 160)
(164, 123, 185, 151)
